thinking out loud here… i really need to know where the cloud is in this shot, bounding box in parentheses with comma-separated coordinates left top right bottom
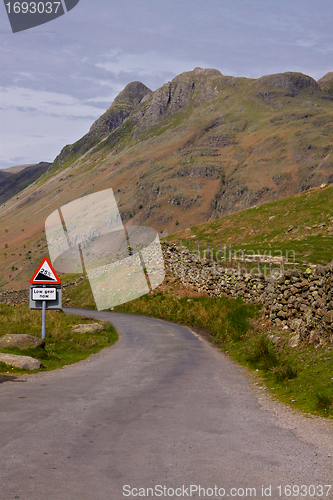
(0, 86, 104, 168)
(95, 49, 208, 90)
(1, 0, 333, 168)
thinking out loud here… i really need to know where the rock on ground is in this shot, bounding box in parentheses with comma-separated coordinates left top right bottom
(71, 324, 104, 334)
(0, 353, 42, 370)
(0, 334, 45, 350)
(288, 333, 300, 347)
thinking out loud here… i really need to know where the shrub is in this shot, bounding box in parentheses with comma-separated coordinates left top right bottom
(274, 364, 298, 381)
(247, 336, 279, 370)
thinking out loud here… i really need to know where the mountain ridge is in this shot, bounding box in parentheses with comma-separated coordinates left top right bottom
(0, 162, 51, 206)
(53, 68, 328, 172)
(1, 67, 333, 287)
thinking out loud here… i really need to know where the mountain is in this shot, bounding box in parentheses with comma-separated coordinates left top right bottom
(1, 67, 333, 288)
(0, 162, 51, 205)
(2, 164, 36, 174)
(50, 67, 333, 225)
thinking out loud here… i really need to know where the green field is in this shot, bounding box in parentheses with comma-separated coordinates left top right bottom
(0, 304, 118, 375)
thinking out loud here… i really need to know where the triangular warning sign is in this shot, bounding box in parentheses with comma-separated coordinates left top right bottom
(30, 257, 61, 285)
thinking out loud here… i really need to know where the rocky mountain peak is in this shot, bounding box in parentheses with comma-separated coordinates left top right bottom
(53, 81, 152, 166)
(193, 67, 222, 76)
(89, 81, 151, 137)
(317, 72, 333, 94)
(112, 81, 152, 107)
(256, 71, 319, 92)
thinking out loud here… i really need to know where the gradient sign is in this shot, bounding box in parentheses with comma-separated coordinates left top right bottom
(3, 0, 79, 33)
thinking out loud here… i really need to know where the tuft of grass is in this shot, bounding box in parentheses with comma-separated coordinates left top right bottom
(103, 322, 118, 343)
(273, 364, 298, 382)
(315, 390, 333, 411)
(246, 336, 279, 370)
(0, 361, 9, 371)
(223, 331, 332, 418)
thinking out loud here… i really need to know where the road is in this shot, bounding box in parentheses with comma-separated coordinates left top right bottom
(0, 308, 332, 500)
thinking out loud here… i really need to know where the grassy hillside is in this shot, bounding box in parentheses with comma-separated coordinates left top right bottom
(167, 183, 333, 267)
(1, 68, 333, 288)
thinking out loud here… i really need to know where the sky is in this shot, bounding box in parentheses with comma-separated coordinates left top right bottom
(1, 0, 333, 169)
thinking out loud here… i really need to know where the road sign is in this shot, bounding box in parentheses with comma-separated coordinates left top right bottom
(29, 286, 62, 311)
(31, 287, 56, 301)
(30, 257, 61, 285)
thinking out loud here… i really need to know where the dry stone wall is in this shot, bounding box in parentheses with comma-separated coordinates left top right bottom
(0, 289, 29, 306)
(0, 277, 86, 306)
(162, 242, 333, 346)
(1, 243, 332, 346)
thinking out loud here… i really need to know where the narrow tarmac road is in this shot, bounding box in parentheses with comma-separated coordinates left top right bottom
(0, 308, 332, 500)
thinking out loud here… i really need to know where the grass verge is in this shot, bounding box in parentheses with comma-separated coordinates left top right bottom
(223, 332, 333, 418)
(116, 292, 333, 418)
(47, 272, 333, 418)
(116, 292, 259, 342)
(0, 304, 118, 375)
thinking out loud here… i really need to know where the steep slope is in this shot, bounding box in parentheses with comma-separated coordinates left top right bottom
(1, 67, 333, 288)
(53, 81, 152, 167)
(167, 183, 333, 268)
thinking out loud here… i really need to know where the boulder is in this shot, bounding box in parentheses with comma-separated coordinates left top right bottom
(0, 334, 45, 350)
(288, 334, 300, 348)
(267, 334, 280, 343)
(71, 324, 104, 334)
(0, 353, 42, 370)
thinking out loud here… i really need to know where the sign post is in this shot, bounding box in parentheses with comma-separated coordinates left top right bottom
(41, 285, 46, 340)
(29, 257, 62, 339)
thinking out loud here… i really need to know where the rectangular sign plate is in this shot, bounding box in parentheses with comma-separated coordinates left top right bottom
(31, 287, 56, 301)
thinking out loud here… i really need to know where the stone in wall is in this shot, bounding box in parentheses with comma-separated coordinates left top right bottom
(162, 242, 333, 346)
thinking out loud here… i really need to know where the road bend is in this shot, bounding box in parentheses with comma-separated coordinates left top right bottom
(0, 308, 331, 500)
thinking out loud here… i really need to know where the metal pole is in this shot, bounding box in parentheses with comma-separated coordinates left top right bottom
(41, 284, 46, 340)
